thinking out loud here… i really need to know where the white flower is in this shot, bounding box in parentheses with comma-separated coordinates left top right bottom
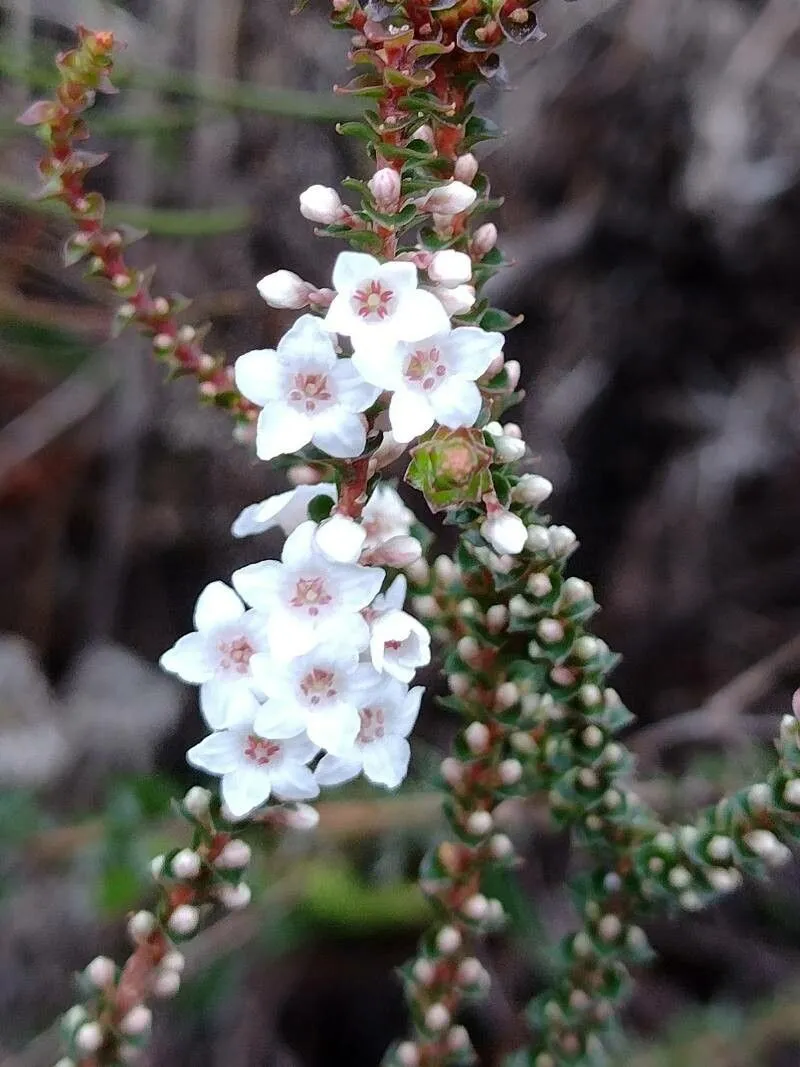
(235, 315, 379, 461)
(370, 608, 431, 683)
(428, 250, 472, 287)
(418, 181, 477, 216)
(430, 284, 476, 316)
(232, 521, 384, 660)
(257, 270, 312, 310)
(353, 327, 503, 443)
(324, 252, 449, 348)
(159, 582, 269, 729)
(232, 483, 336, 539)
(187, 720, 319, 819)
(314, 681, 423, 789)
(251, 646, 382, 756)
(480, 509, 527, 555)
(362, 484, 413, 548)
(314, 512, 367, 564)
(299, 185, 344, 224)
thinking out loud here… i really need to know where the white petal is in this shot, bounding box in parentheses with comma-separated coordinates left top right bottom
(392, 685, 424, 738)
(376, 260, 419, 298)
(221, 766, 271, 818)
(281, 732, 322, 764)
(311, 412, 367, 458)
(383, 574, 408, 611)
(317, 613, 371, 654)
(234, 349, 281, 406)
(445, 327, 503, 379)
(278, 314, 338, 369)
(429, 377, 482, 429)
(270, 762, 320, 801)
(160, 633, 214, 684)
(322, 293, 354, 337)
(187, 730, 243, 775)
(255, 404, 312, 461)
(307, 706, 360, 756)
(231, 502, 270, 539)
(193, 581, 245, 633)
(332, 251, 380, 293)
(333, 359, 381, 413)
(332, 563, 386, 611)
(314, 753, 362, 787)
(253, 701, 308, 739)
(199, 681, 259, 730)
(362, 736, 410, 788)
(231, 560, 282, 611)
(351, 345, 404, 391)
(388, 389, 434, 443)
(281, 520, 318, 565)
(395, 289, 451, 342)
(315, 514, 367, 564)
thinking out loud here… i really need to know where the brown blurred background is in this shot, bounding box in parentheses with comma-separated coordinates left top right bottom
(1, 1, 800, 1065)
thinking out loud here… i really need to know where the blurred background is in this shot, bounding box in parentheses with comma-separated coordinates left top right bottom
(1, 0, 799, 1064)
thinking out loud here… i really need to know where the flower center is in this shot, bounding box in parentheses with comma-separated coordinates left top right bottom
(288, 371, 333, 413)
(290, 575, 332, 617)
(244, 734, 280, 766)
(217, 635, 255, 674)
(358, 706, 386, 743)
(403, 346, 447, 392)
(352, 279, 396, 322)
(299, 667, 338, 706)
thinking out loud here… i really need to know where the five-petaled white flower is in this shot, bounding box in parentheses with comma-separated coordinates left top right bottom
(251, 645, 382, 757)
(324, 252, 449, 348)
(232, 521, 384, 660)
(352, 326, 503, 443)
(235, 314, 379, 461)
(314, 680, 423, 789)
(232, 483, 336, 539)
(370, 606, 432, 683)
(160, 582, 269, 729)
(187, 716, 319, 819)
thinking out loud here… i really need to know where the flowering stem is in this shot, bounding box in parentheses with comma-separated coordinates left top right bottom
(16, 28, 257, 423)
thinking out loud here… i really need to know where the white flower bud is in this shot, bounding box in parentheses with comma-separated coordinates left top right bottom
(128, 910, 156, 943)
(257, 270, 311, 309)
(413, 124, 435, 147)
(495, 682, 520, 710)
(75, 1023, 104, 1054)
(745, 829, 791, 866)
(537, 618, 564, 644)
(85, 956, 116, 989)
(706, 836, 733, 862)
(667, 866, 692, 890)
(55, 1060, 76, 1067)
(499, 758, 524, 785)
(428, 249, 473, 287)
(549, 525, 577, 557)
(425, 1004, 451, 1031)
(581, 725, 604, 750)
(456, 957, 483, 985)
(486, 604, 509, 633)
(150, 854, 165, 879)
(396, 1042, 420, 1067)
(435, 925, 462, 955)
(481, 510, 527, 555)
(120, 1006, 152, 1037)
(215, 840, 252, 870)
(299, 184, 344, 224)
(784, 779, 800, 806)
(472, 222, 498, 257)
(505, 359, 521, 389)
(412, 958, 437, 984)
(168, 904, 200, 936)
(525, 525, 551, 552)
(62, 1006, 88, 1033)
(748, 783, 772, 809)
(512, 474, 553, 506)
(489, 833, 515, 859)
(457, 635, 480, 664)
(706, 867, 743, 893)
(172, 849, 202, 880)
(511, 730, 536, 754)
(430, 282, 476, 315)
(420, 181, 477, 215)
(281, 804, 320, 831)
(597, 914, 622, 942)
(527, 573, 552, 598)
(153, 969, 181, 998)
(466, 810, 493, 836)
(368, 167, 402, 210)
(447, 673, 470, 698)
(183, 786, 211, 818)
(413, 594, 440, 620)
(440, 757, 463, 786)
(447, 1025, 471, 1052)
(217, 881, 252, 910)
(493, 434, 526, 463)
(453, 153, 479, 183)
(465, 721, 491, 754)
(462, 893, 489, 921)
(580, 684, 602, 707)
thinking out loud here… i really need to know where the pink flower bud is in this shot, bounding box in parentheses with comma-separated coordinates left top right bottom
(257, 270, 312, 309)
(453, 153, 479, 183)
(472, 222, 498, 257)
(420, 181, 477, 216)
(368, 167, 402, 211)
(428, 249, 473, 287)
(299, 184, 344, 224)
(370, 534, 423, 567)
(430, 283, 476, 316)
(481, 509, 527, 555)
(413, 124, 435, 147)
(505, 359, 521, 389)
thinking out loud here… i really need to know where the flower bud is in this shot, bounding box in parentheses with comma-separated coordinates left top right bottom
(183, 786, 211, 817)
(428, 249, 472, 287)
(505, 359, 521, 389)
(490, 833, 515, 859)
(466, 810, 493, 836)
(217, 881, 252, 910)
(431, 283, 476, 315)
(454, 153, 479, 183)
(499, 758, 523, 785)
(168, 904, 200, 937)
(486, 604, 509, 633)
(493, 434, 526, 463)
(472, 222, 498, 257)
(447, 1026, 471, 1052)
(512, 474, 553, 506)
(120, 1006, 152, 1037)
(75, 1023, 104, 1054)
(435, 925, 462, 954)
(481, 510, 527, 555)
(420, 181, 477, 216)
(368, 167, 401, 211)
(396, 1042, 420, 1067)
(215, 840, 252, 870)
(128, 910, 156, 943)
(299, 184, 344, 224)
(314, 513, 367, 564)
(172, 849, 202, 880)
(153, 969, 181, 998)
(425, 1004, 451, 1031)
(85, 956, 116, 989)
(465, 721, 491, 754)
(257, 270, 312, 309)
(462, 893, 489, 921)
